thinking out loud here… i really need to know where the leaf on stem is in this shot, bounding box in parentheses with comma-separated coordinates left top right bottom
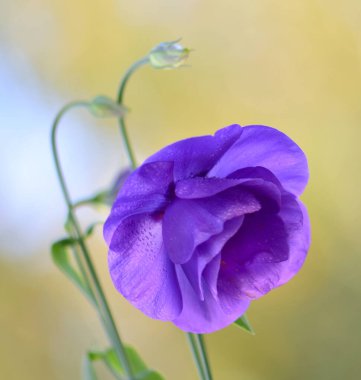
(234, 314, 255, 335)
(89, 96, 128, 118)
(84, 222, 104, 238)
(64, 169, 133, 234)
(83, 347, 164, 380)
(51, 238, 95, 303)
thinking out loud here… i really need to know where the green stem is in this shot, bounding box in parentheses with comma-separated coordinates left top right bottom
(68, 224, 97, 306)
(116, 57, 149, 169)
(194, 334, 213, 380)
(186, 333, 207, 380)
(51, 101, 134, 380)
(187, 333, 213, 380)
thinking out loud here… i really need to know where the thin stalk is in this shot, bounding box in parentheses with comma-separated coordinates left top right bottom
(51, 102, 134, 380)
(186, 333, 207, 380)
(194, 334, 213, 380)
(116, 57, 149, 169)
(68, 224, 97, 306)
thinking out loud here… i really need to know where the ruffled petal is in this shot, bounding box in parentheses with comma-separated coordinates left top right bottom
(181, 217, 244, 300)
(162, 199, 224, 264)
(145, 125, 243, 181)
(117, 161, 174, 199)
(194, 187, 262, 221)
(103, 194, 169, 243)
(175, 177, 245, 199)
(218, 210, 289, 304)
(217, 192, 310, 308)
(163, 187, 261, 265)
(172, 265, 250, 333)
(276, 195, 311, 286)
(175, 169, 281, 213)
(227, 166, 283, 212)
(104, 160, 174, 244)
(108, 214, 182, 320)
(209, 125, 309, 196)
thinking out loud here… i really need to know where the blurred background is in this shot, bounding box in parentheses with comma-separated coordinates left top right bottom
(1, 0, 361, 379)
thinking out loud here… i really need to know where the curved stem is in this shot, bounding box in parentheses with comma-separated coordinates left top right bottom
(51, 102, 134, 380)
(116, 57, 149, 169)
(117, 57, 149, 104)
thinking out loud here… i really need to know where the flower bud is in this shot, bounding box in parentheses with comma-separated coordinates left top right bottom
(149, 39, 190, 69)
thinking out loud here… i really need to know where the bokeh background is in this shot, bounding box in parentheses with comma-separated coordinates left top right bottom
(1, 0, 361, 379)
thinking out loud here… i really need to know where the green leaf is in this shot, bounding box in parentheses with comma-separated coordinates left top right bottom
(88, 349, 122, 379)
(64, 211, 103, 241)
(71, 191, 110, 214)
(124, 346, 147, 374)
(135, 370, 164, 380)
(51, 239, 84, 288)
(64, 191, 109, 234)
(88, 96, 128, 118)
(63, 214, 73, 235)
(84, 222, 103, 238)
(124, 346, 164, 380)
(86, 346, 164, 380)
(234, 314, 255, 335)
(67, 169, 133, 226)
(51, 239, 95, 303)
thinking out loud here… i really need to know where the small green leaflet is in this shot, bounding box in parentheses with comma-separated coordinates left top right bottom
(73, 190, 111, 209)
(234, 314, 255, 335)
(123, 346, 163, 379)
(82, 347, 164, 380)
(51, 238, 95, 305)
(83, 349, 121, 380)
(88, 96, 128, 118)
(64, 213, 103, 239)
(84, 221, 103, 238)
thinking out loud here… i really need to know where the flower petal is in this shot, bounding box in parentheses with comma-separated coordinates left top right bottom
(162, 199, 224, 264)
(108, 214, 182, 320)
(218, 210, 289, 303)
(175, 170, 281, 213)
(103, 194, 169, 244)
(145, 125, 243, 181)
(276, 195, 311, 286)
(163, 186, 261, 266)
(176, 177, 248, 199)
(181, 217, 244, 300)
(209, 125, 309, 196)
(227, 166, 283, 212)
(117, 161, 174, 199)
(172, 265, 250, 333)
(104, 160, 174, 244)
(194, 187, 262, 221)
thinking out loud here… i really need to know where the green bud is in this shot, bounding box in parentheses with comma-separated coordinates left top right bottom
(149, 39, 190, 69)
(88, 96, 128, 118)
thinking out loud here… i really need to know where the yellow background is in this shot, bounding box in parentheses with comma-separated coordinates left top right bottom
(1, 1, 361, 379)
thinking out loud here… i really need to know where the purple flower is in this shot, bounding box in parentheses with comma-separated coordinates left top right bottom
(104, 125, 310, 333)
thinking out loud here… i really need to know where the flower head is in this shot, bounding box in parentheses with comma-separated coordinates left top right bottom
(149, 39, 190, 69)
(103, 125, 310, 333)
